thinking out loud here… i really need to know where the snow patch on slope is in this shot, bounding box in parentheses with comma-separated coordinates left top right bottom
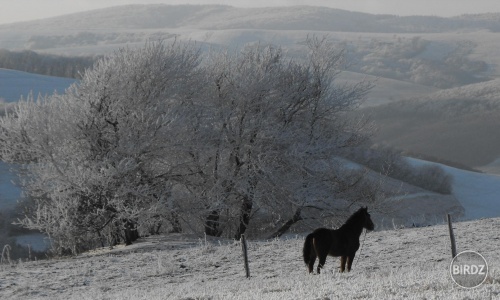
(407, 157, 500, 220)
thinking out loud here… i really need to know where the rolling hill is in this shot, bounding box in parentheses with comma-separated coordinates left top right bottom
(363, 79, 500, 169)
(2, 5, 499, 33)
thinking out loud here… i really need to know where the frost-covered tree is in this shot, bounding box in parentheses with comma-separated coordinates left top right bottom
(0, 37, 373, 254)
(0, 41, 203, 254)
(173, 37, 373, 239)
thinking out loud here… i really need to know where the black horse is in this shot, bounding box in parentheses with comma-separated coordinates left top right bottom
(303, 207, 375, 274)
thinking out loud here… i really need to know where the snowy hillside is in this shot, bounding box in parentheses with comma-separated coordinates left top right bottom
(390, 79, 500, 115)
(408, 158, 500, 220)
(0, 217, 498, 299)
(342, 156, 500, 228)
(365, 79, 500, 168)
(0, 68, 75, 103)
(337, 71, 440, 107)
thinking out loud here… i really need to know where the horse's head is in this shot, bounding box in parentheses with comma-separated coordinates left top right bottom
(360, 207, 375, 231)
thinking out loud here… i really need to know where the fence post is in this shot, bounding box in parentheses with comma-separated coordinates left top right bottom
(241, 234, 250, 278)
(447, 214, 457, 258)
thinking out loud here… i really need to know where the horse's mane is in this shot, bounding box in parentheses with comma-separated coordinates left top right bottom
(342, 207, 366, 228)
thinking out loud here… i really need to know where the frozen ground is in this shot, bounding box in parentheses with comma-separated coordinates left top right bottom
(0, 217, 498, 299)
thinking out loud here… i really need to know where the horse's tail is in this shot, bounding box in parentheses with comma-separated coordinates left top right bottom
(303, 233, 315, 265)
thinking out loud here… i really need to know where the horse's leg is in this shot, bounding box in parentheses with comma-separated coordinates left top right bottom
(339, 256, 347, 272)
(313, 238, 328, 274)
(347, 253, 355, 272)
(317, 254, 327, 274)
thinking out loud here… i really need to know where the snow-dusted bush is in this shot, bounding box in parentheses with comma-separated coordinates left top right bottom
(0, 101, 16, 117)
(410, 164, 453, 194)
(345, 146, 453, 194)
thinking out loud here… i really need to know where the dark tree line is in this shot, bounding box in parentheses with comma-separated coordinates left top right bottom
(0, 49, 97, 79)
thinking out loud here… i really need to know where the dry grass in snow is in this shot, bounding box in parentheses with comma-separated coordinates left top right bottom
(1, 218, 499, 299)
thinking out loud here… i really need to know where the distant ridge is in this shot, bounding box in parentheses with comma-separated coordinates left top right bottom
(1, 4, 498, 33)
(365, 79, 500, 167)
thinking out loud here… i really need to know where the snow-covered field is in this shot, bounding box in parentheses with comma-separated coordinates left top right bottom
(0, 68, 75, 103)
(0, 217, 498, 299)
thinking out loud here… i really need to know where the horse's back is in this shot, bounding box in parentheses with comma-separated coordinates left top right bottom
(313, 227, 356, 256)
(311, 228, 334, 247)
(312, 228, 332, 238)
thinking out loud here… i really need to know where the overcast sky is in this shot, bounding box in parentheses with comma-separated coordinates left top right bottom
(1, 0, 499, 25)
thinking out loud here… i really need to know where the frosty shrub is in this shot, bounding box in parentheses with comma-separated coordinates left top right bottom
(410, 164, 453, 195)
(0, 101, 15, 117)
(0, 37, 373, 254)
(345, 145, 453, 194)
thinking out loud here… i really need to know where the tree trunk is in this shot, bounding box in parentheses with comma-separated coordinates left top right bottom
(234, 195, 253, 240)
(169, 212, 182, 233)
(205, 210, 223, 237)
(123, 219, 140, 245)
(267, 208, 302, 239)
